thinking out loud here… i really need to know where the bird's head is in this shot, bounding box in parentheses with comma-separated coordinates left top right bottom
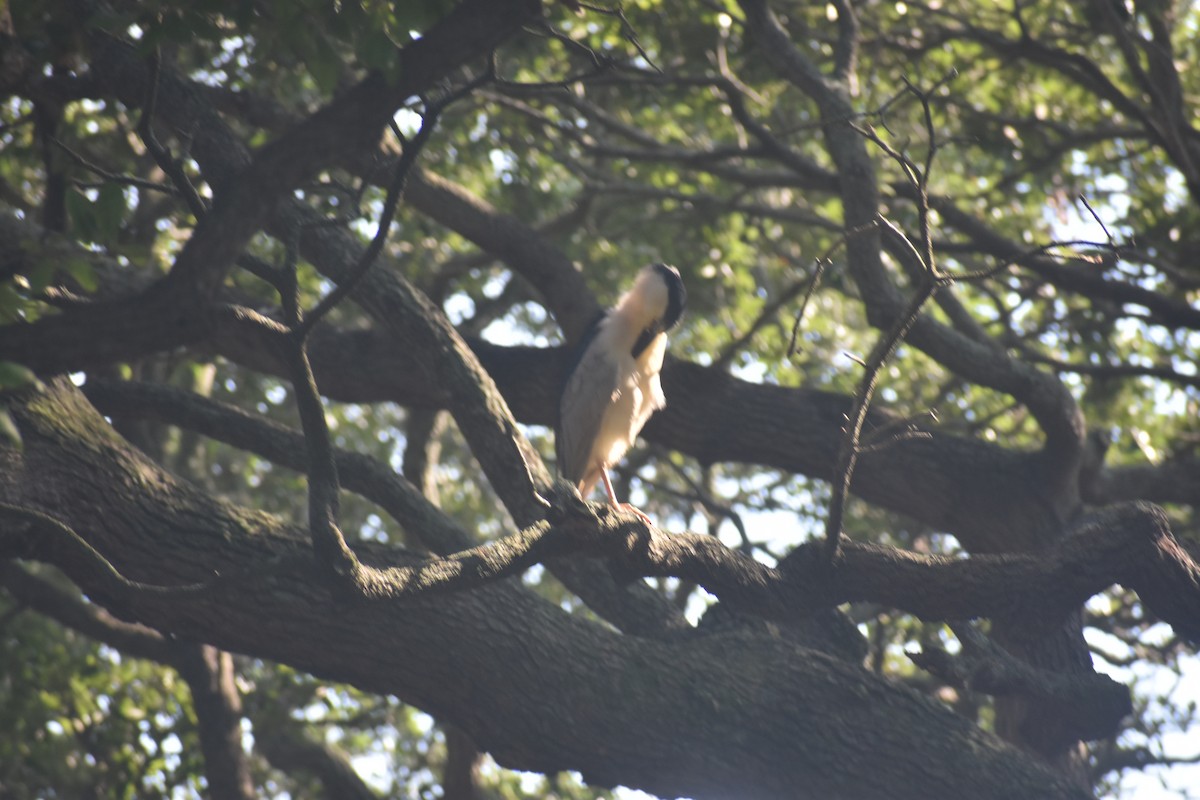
(623, 262, 686, 334)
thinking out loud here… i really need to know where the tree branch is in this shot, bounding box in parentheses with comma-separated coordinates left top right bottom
(56, 384, 1200, 649)
(0, 379, 1096, 800)
(82, 377, 689, 638)
(0, 0, 541, 374)
(738, 0, 1085, 495)
(0, 564, 255, 800)
(910, 622, 1132, 744)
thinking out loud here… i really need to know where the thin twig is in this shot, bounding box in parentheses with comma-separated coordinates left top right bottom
(579, 2, 662, 73)
(52, 138, 179, 196)
(785, 221, 880, 360)
(823, 79, 950, 562)
(0, 503, 207, 596)
(658, 457, 752, 553)
(714, 276, 811, 370)
(296, 71, 492, 340)
(1077, 193, 1115, 249)
(785, 257, 828, 359)
(281, 71, 493, 588)
(137, 50, 207, 218)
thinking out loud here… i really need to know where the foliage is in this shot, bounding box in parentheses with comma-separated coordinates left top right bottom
(1, 0, 1199, 798)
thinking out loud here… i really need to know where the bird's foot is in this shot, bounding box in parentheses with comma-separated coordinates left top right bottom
(615, 502, 653, 526)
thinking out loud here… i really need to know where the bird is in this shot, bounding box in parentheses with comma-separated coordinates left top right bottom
(557, 263, 686, 522)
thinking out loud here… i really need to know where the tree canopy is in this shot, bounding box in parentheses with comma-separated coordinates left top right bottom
(2, 0, 1199, 798)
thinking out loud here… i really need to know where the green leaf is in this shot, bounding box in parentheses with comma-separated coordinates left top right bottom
(0, 361, 42, 392)
(0, 408, 20, 449)
(65, 185, 125, 246)
(305, 31, 343, 96)
(94, 183, 127, 245)
(0, 283, 22, 323)
(65, 189, 98, 242)
(392, 0, 455, 34)
(359, 27, 398, 72)
(64, 257, 99, 293)
(27, 259, 59, 295)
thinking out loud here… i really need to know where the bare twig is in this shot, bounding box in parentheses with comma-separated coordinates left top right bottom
(297, 72, 492, 340)
(137, 50, 207, 218)
(657, 457, 752, 553)
(785, 221, 881, 360)
(579, 3, 662, 73)
(0, 503, 206, 598)
(278, 72, 494, 589)
(1077, 193, 1115, 249)
(824, 270, 941, 560)
(785, 257, 829, 359)
(714, 275, 811, 370)
(498, 22, 620, 91)
(51, 138, 179, 196)
(822, 80, 951, 562)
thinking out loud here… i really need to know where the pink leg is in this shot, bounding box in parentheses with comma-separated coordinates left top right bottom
(599, 468, 652, 525)
(599, 468, 619, 505)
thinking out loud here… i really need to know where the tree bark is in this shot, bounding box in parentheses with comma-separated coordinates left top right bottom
(0, 380, 1091, 800)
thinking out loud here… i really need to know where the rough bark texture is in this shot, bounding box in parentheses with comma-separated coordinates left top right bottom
(4, 0, 1200, 796)
(0, 380, 1092, 800)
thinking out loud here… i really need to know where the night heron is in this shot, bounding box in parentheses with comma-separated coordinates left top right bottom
(557, 263, 686, 521)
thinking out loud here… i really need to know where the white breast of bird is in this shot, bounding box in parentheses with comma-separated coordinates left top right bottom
(595, 329, 667, 467)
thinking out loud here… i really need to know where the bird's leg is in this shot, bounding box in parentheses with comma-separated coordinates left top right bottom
(600, 468, 653, 526)
(599, 468, 620, 505)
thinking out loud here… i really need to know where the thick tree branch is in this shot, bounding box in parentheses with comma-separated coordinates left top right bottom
(49, 381, 1200, 650)
(0, 379, 1094, 800)
(175, 645, 258, 800)
(0, 565, 255, 800)
(327, 494, 1200, 650)
(82, 377, 689, 638)
(738, 0, 1085, 495)
(256, 726, 381, 800)
(0, 0, 540, 374)
(910, 622, 1133, 744)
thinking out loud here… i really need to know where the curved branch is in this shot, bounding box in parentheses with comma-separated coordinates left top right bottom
(910, 622, 1132, 744)
(82, 377, 689, 638)
(1090, 459, 1200, 508)
(0, 0, 539, 376)
(0, 565, 256, 800)
(0, 562, 174, 662)
(0, 379, 1095, 800)
(406, 169, 602, 342)
(738, 0, 1085, 488)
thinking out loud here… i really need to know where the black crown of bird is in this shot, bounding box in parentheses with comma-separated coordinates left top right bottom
(556, 263, 686, 524)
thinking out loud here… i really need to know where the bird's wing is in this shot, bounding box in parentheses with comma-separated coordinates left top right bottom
(557, 321, 620, 484)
